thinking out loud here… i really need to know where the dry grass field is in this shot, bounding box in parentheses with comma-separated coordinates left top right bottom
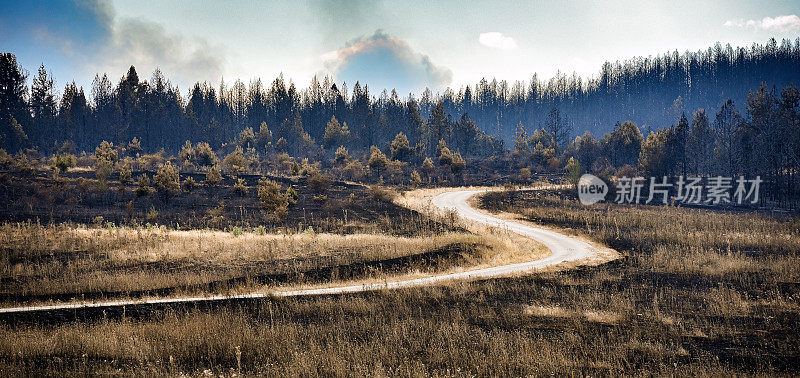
(0, 188, 798, 376)
(0, 223, 503, 307)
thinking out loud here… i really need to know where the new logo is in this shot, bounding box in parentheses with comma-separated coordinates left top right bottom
(578, 174, 608, 205)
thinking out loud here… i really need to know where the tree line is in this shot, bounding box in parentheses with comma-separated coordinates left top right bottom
(0, 38, 798, 197)
(2, 38, 799, 155)
(544, 83, 798, 205)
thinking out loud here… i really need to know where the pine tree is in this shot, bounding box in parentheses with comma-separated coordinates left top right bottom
(30, 64, 56, 148)
(545, 107, 571, 154)
(323, 116, 350, 149)
(514, 122, 529, 153)
(390, 132, 412, 161)
(687, 109, 714, 174)
(0, 53, 30, 151)
(713, 99, 742, 174)
(639, 129, 669, 177)
(667, 114, 689, 176)
(606, 121, 643, 168)
(428, 102, 449, 150)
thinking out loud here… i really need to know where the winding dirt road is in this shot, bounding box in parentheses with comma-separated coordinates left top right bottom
(0, 187, 615, 314)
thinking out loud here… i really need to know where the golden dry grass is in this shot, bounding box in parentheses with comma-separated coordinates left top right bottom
(1, 223, 499, 305)
(480, 190, 800, 283)
(1, 189, 799, 376)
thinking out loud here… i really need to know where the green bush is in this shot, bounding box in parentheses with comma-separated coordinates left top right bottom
(154, 162, 180, 195)
(136, 174, 153, 197)
(257, 178, 289, 222)
(206, 165, 222, 186)
(368, 146, 388, 172)
(118, 162, 133, 184)
(182, 176, 197, 192)
(94, 158, 113, 182)
(50, 154, 76, 173)
(450, 151, 466, 173)
(233, 177, 248, 195)
(286, 186, 299, 205)
(308, 172, 331, 194)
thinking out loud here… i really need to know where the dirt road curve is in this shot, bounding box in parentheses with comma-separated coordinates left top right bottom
(0, 187, 614, 314)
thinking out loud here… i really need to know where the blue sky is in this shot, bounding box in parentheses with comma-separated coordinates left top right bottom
(1, 0, 799, 98)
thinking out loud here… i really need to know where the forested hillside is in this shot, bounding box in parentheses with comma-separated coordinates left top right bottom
(1, 38, 799, 205)
(2, 38, 799, 156)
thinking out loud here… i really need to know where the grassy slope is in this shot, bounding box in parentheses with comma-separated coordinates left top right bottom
(1, 189, 799, 376)
(1, 225, 491, 307)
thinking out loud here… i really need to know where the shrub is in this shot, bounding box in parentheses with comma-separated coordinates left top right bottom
(438, 144, 453, 166)
(369, 185, 396, 202)
(286, 186, 299, 205)
(127, 137, 142, 155)
(231, 226, 243, 237)
(421, 157, 434, 176)
(299, 158, 320, 176)
(277, 153, 295, 172)
(546, 157, 561, 171)
(233, 177, 248, 195)
(223, 146, 249, 175)
(435, 139, 450, 164)
(368, 146, 388, 172)
(50, 154, 76, 173)
(257, 178, 289, 222)
(615, 164, 638, 178)
(308, 172, 331, 194)
(182, 176, 197, 192)
(255, 122, 272, 146)
(179, 141, 195, 165)
(244, 147, 260, 170)
(181, 161, 196, 173)
(94, 141, 118, 163)
(343, 160, 366, 181)
(0, 148, 14, 170)
(322, 116, 350, 149)
(565, 157, 581, 187)
(204, 204, 226, 229)
(450, 151, 466, 173)
(118, 162, 133, 184)
(137, 150, 165, 171)
(146, 206, 158, 223)
(387, 159, 405, 178)
(95, 158, 113, 182)
(206, 165, 223, 186)
(410, 170, 422, 187)
(519, 167, 532, 181)
(335, 145, 349, 164)
(275, 137, 288, 152)
(125, 200, 135, 220)
(194, 142, 218, 167)
(237, 127, 255, 148)
(154, 162, 180, 195)
(136, 174, 153, 197)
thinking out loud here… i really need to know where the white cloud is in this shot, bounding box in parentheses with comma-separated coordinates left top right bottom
(322, 30, 452, 95)
(724, 15, 800, 33)
(101, 18, 225, 88)
(761, 15, 800, 32)
(478, 32, 518, 50)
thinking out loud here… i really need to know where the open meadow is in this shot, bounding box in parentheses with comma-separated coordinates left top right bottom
(1, 187, 798, 376)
